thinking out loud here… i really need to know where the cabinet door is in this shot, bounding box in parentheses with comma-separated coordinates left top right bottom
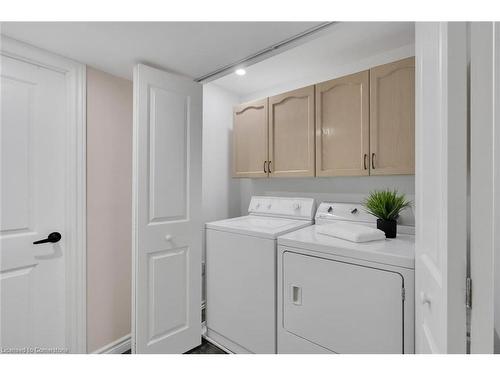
(268, 86, 315, 177)
(315, 71, 369, 176)
(370, 57, 415, 175)
(233, 99, 268, 178)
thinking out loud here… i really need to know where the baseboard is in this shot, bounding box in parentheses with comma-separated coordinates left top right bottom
(92, 334, 131, 354)
(202, 333, 233, 354)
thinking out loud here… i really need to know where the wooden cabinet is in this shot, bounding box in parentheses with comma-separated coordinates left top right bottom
(369, 57, 415, 175)
(315, 71, 369, 176)
(232, 99, 268, 178)
(232, 57, 415, 178)
(268, 86, 315, 177)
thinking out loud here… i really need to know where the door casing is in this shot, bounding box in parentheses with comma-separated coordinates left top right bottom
(469, 21, 499, 354)
(414, 22, 468, 353)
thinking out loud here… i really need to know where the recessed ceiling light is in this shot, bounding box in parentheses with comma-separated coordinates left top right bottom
(235, 68, 246, 76)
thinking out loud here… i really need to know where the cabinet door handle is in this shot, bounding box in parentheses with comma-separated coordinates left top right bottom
(268, 161, 272, 173)
(363, 154, 368, 170)
(263, 161, 267, 173)
(371, 153, 376, 169)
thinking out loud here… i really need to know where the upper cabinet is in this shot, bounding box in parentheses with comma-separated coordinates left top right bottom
(316, 71, 369, 177)
(233, 99, 268, 178)
(232, 57, 415, 178)
(369, 57, 415, 175)
(268, 86, 315, 177)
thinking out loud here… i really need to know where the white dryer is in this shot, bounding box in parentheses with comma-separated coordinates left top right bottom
(277, 202, 415, 354)
(205, 196, 315, 353)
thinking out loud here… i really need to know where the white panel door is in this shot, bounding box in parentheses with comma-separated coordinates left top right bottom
(132, 64, 202, 353)
(0, 55, 68, 351)
(414, 22, 467, 353)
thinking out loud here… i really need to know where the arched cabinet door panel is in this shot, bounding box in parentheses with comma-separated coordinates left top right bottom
(232, 99, 269, 178)
(315, 71, 370, 177)
(268, 86, 315, 177)
(370, 57, 415, 175)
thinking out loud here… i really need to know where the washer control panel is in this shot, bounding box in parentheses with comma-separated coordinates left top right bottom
(248, 196, 315, 220)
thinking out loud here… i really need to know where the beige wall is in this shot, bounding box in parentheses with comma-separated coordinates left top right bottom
(86, 67, 132, 353)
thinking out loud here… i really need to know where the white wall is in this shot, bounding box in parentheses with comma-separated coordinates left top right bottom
(240, 176, 415, 226)
(202, 83, 241, 227)
(241, 44, 414, 103)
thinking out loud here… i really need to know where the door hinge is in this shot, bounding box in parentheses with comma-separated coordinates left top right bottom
(466, 277, 472, 309)
(401, 287, 406, 301)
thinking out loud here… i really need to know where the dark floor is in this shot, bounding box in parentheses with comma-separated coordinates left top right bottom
(185, 339, 227, 354)
(121, 339, 227, 354)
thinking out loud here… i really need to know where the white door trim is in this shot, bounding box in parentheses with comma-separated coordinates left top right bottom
(414, 22, 468, 353)
(469, 22, 498, 354)
(0, 35, 87, 353)
(495, 22, 500, 355)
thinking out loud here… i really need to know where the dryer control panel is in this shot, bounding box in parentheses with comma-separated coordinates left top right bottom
(315, 202, 376, 224)
(248, 196, 315, 221)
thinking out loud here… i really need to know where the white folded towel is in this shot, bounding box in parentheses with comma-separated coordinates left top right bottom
(316, 222, 386, 243)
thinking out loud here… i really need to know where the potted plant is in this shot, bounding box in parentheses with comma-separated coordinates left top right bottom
(363, 189, 412, 238)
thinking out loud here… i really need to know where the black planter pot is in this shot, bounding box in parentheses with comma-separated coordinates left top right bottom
(377, 219, 397, 238)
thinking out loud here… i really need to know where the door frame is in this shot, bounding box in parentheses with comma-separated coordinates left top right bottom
(469, 22, 499, 354)
(0, 36, 87, 353)
(414, 22, 468, 353)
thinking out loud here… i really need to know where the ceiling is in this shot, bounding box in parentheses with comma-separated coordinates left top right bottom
(214, 22, 415, 98)
(0, 22, 324, 80)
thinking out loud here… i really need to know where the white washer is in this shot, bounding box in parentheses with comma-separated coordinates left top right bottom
(205, 196, 315, 353)
(277, 202, 415, 354)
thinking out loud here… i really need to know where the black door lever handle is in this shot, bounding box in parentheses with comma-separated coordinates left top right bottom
(33, 232, 62, 245)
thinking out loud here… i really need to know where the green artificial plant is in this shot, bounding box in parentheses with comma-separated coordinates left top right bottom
(363, 189, 412, 222)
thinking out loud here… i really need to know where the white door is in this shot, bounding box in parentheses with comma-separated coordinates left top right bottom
(132, 64, 202, 353)
(1, 54, 68, 352)
(414, 22, 468, 353)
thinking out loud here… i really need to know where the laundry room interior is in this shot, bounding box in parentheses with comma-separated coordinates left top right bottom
(202, 21, 415, 227)
(1, 17, 499, 358)
(202, 21, 416, 354)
